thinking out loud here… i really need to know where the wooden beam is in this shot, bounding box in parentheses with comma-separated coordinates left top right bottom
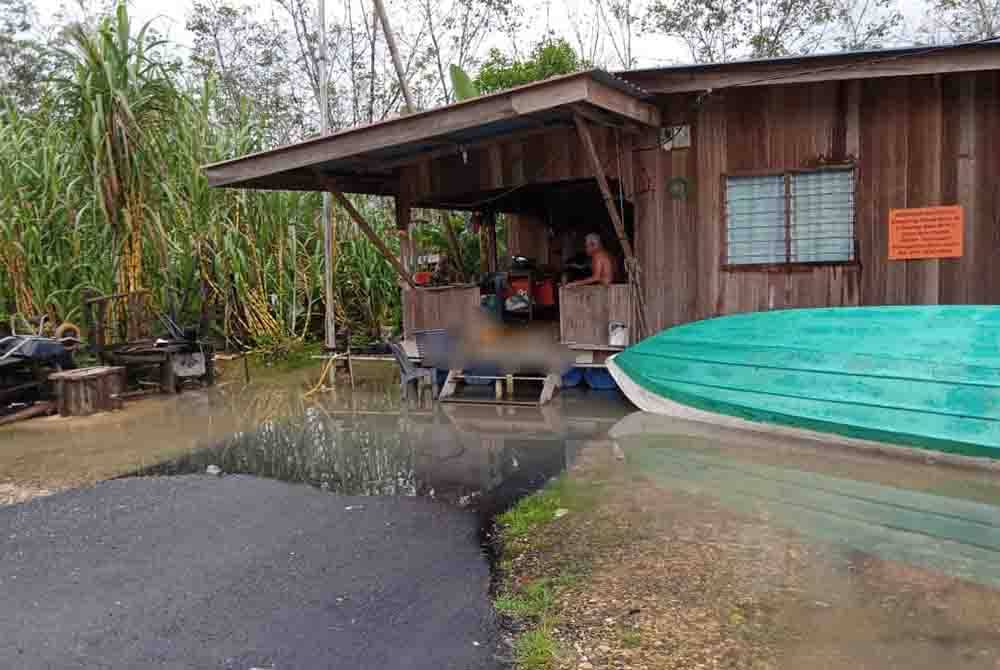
(583, 81, 661, 127)
(485, 213, 498, 273)
(569, 103, 642, 133)
(329, 189, 417, 289)
(573, 114, 635, 261)
(373, 121, 558, 173)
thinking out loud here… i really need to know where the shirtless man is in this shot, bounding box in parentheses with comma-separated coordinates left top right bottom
(566, 233, 614, 287)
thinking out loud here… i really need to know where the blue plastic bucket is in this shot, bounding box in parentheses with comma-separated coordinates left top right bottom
(584, 368, 619, 391)
(561, 367, 584, 388)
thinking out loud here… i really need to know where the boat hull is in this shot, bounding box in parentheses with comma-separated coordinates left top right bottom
(609, 306, 1000, 460)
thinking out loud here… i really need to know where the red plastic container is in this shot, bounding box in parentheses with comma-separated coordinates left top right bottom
(533, 279, 556, 306)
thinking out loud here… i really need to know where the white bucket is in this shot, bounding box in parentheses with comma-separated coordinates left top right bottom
(609, 321, 629, 347)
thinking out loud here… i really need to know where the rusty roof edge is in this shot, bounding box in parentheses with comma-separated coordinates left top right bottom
(202, 69, 645, 174)
(614, 39, 1000, 78)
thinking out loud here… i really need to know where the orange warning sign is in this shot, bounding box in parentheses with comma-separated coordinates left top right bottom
(888, 206, 964, 260)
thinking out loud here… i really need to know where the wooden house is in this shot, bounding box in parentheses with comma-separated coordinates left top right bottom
(204, 42, 1000, 367)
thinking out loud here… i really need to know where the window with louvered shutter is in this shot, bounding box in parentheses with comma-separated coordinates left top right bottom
(724, 167, 856, 267)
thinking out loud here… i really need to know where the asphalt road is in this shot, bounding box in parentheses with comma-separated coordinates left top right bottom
(0, 475, 501, 670)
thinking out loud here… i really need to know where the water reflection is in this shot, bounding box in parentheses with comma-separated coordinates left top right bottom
(137, 382, 631, 518)
(612, 412, 1000, 588)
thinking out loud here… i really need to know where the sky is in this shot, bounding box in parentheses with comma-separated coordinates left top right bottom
(33, 0, 933, 71)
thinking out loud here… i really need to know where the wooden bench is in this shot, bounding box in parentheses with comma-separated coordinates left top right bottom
(49, 366, 126, 417)
(438, 370, 561, 406)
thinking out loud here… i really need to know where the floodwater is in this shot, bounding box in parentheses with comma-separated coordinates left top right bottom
(611, 413, 1000, 669)
(0, 362, 630, 518)
(132, 382, 631, 523)
(4, 361, 1000, 667)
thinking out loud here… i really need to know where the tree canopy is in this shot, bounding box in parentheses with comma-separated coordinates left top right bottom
(474, 38, 586, 95)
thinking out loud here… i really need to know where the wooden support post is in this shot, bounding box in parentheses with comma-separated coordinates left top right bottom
(573, 114, 635, 260)
(486, 213, 499, 274)
(440, 211, 466, 281)
(396, 194, 414, 271)
(539, 373, 561, 405)
(160, 355, 178, 394)
(330, 189, 417, 289)
(439, 369, 461, 401)
(573, 113, 648, 338)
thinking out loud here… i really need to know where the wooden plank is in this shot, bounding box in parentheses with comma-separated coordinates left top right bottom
(986, 73, 1000, 303)
(956, 73, 977, 303)
(634, 126, 665, 330)
(905, 75, 943, 305)
(406, 285, 481, 333)
(696, 101, 726, 318)
(0, 401, 53, 426)
(939, 75, 963, 303)
(844, 80, 861, 159)
(560, 284, 634, 346)
(329, 189, 416, 288)
(560, 285, 611, 345)
(974, 72, 1000, 303)
(583, 78, 662, 127)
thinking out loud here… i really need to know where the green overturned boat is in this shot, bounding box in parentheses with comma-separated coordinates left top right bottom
(607, 306, 1000, 460)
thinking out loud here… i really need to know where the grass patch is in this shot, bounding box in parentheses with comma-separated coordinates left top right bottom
(250, 340, 325, 372)
(621, 629, 642, 648)
(495, 476, 604, 669)
(497, 475, 599, 540)
(495, 579, 554, 618)
(514, 626, 558, 670)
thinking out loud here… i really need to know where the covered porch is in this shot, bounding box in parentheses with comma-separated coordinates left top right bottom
(204, 69, 662, 379)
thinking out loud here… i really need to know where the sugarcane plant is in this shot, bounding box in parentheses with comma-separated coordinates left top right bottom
(0, 3, 405, 351)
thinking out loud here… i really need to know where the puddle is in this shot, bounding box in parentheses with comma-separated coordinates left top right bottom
(119, 382, 631, 523)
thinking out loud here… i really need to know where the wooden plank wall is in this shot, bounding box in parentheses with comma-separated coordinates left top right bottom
(403, 285, 482, 338)
(399, 125, 625, 206)
(559, 285, 634, 346)
(507, 213, 550, 263)
(638, 72, 1000, 334)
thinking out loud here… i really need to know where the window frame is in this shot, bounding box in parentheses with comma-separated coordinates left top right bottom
(720, 165, 860, 273)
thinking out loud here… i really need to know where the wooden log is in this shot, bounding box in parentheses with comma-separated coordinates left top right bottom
(0, 401, 54, 426)
(160, 356, 178, 395)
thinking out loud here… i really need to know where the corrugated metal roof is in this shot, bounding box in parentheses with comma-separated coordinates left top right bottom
(203, 68, 660, 193)
(617, 39, 1000, 77)
(203, 69, 649, 176)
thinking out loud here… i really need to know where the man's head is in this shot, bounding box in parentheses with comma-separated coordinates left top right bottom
(584, 233, 603, 257)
